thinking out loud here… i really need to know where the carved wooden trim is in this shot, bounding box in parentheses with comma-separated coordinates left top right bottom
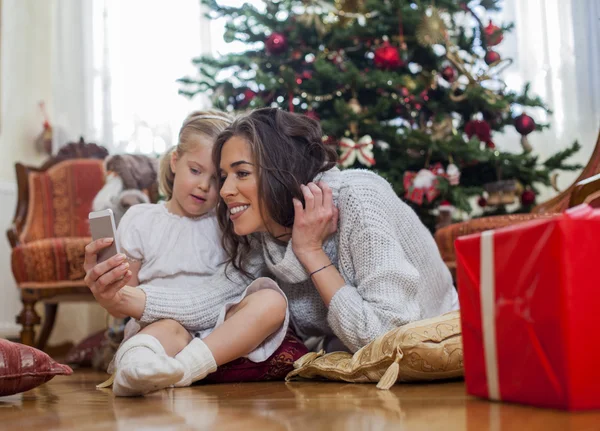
(40, 138, 109, 170)
(532, 130, 600, 214)
(570, 173, 600, 207)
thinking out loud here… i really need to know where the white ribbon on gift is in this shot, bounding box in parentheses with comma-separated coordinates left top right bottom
(481, 230, 501, 401)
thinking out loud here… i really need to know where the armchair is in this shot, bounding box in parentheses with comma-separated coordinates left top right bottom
(7, 141, 108, 349)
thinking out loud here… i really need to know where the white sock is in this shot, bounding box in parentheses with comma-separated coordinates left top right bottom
(174, 338, 217, 387)
(112, 334, 185, 397)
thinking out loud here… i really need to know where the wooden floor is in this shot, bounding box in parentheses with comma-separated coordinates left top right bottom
(1, 369, 599, 431)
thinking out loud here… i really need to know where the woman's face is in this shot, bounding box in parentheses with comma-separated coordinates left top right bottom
(219, 135, 269, 236)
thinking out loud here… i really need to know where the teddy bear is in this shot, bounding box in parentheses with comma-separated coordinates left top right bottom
(92, 154, 160, 225)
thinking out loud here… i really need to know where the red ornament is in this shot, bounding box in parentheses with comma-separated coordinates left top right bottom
(322, 135, 336, 146)
(514, 113, 536, 136)
(484, 21, 504, 47)
(441, 66, 456, 82)
(265, 33, 288, 55)
(373, 42, 404, 70)
(521, 189, 536, 206)
(237, 89, 256, 108)
(485, 50, 501, 65)
(515, 113, 536, 153)
(478, 196, 488, 207)
(305, 110, 319, 121)
(465, 119, 494, 147)
(295, 69, 312, 85)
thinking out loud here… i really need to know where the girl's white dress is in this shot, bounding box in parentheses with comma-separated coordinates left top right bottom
(115, 202, 289, 363)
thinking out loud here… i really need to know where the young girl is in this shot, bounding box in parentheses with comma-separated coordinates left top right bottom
(102, 111, 289, 396)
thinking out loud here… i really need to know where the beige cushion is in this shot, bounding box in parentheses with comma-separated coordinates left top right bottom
(286, 311, 463, 389)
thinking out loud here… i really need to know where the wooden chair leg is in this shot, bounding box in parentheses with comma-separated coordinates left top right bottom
(36, 303, 58, 351)
(16, 297, 41, 346)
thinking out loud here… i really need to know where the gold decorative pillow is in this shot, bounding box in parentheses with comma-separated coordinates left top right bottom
(285, 310, 463, 389)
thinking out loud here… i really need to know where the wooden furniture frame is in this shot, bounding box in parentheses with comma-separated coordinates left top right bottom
(7, 140, 108, 349)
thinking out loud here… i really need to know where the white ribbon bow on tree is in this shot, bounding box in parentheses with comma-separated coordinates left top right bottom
(338, 135, 376, 167)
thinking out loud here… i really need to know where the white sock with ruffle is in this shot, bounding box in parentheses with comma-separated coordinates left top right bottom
(112, 334, 184, 397)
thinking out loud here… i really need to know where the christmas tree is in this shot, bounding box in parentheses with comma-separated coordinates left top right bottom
(179, 0, 581, 231)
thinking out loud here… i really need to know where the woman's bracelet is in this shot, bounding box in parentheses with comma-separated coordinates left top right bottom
(310, 263, 334, 277)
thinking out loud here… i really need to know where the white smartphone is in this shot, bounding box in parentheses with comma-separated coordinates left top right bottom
(88, 209, 121, 263)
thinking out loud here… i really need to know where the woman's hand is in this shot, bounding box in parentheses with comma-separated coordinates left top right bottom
(83, 238, 132, 317)
(292, 181, 339, 262)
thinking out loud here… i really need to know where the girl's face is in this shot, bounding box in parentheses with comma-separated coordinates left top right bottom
(168, 137, 219, 218)
(219, 136, 272, 236)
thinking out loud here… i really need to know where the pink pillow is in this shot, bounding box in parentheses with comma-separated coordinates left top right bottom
(205, 330, 308, 383)
(0, 339, 73, 396)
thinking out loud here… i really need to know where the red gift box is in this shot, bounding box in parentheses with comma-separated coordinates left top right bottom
(455, 204, 600, 410)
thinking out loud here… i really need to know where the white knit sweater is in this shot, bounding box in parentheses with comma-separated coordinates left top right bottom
(139, 167, 459, 352)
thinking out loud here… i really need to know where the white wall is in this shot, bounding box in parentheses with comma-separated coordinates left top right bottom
(0, 0, 105, 344)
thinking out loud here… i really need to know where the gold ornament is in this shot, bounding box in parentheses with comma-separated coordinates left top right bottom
(349, 121, 359, 137)
(484, 180, 517, 206)
(428, 116, 455, 141)
(416, 7, 448, 47)
(445, 43, 513, 104)
(335, 0, 364, 13)
(514, 181, 524, 196)
(298, 13, 328, 36)
(298, 1, 330, 36)
(402, 76, 418, 92)
(348, 98, 363, 114)
(333, 0, 375, 26)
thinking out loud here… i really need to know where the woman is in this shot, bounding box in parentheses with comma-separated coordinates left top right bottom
(84, 108, 458, 355)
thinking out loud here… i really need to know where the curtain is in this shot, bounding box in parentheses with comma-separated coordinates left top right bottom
(50, 0, 212, 155)
(492, 0, 600, 198)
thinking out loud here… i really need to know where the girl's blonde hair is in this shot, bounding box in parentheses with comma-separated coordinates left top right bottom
(159, 110, 232, 200)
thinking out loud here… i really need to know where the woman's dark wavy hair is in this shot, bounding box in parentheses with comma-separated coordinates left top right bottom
(212, 108, 337, 279)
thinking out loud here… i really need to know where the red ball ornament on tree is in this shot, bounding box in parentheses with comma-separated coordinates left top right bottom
(514, 113, 536, 153)
(373, 42, 404, 70)
(441, 65, 456, 82)
(514, 113, 536, 135)
(265, 32, 288, 55)
(305, 110, 319, 121)
(478, 196, 488, 207)
(465, 119, 494, 148)
(484, 21, 504, 47)
(484, 50, 501, 65)
(322, 135, 336, 147)
(521, 189, 536, 206)
(237, 89, 256, 108)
